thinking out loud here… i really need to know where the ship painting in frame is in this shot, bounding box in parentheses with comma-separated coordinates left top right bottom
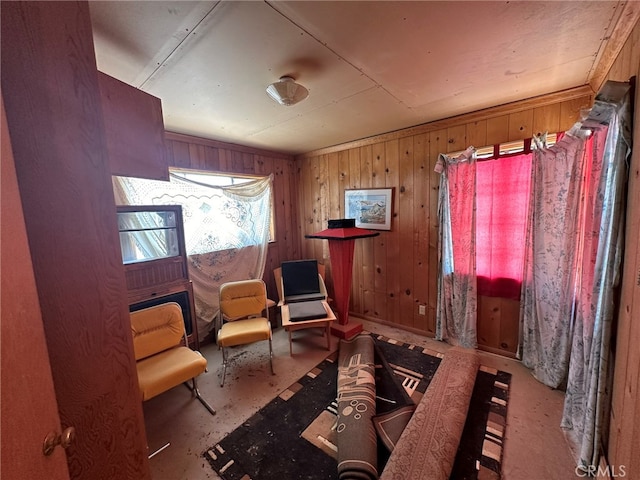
(344, 188, 393, 231)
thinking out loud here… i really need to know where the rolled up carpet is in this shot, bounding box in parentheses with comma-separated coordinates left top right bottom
(337, 335, 378, 480)
(379, 346, 480, 480)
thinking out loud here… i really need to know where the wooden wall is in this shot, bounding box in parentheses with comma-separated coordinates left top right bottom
(603, 18, 640, 478)
(295, 87, 593, 354)
(131, 11, 639, 471)
(163, 132, 300, 301)
(163, 15, 640, 474)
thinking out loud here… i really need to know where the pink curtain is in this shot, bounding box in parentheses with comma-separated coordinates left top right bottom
(476, 153, 532, 300)
(436, 147, 477, 348)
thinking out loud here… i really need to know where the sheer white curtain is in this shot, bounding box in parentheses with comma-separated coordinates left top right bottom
(113, 173, 272, 340)
(435, 146, 478, 348)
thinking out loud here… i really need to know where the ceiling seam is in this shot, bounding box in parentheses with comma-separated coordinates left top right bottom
(264, 0, 407, 106)
(246, 85, 384, 137)
(585, 0, 625, 85)
(139, 1, 222, 90)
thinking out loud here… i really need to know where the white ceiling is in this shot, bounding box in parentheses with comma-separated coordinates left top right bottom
(90, 1, 628, 155)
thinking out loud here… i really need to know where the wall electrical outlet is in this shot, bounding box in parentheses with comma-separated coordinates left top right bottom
(418, 305, 426, 315)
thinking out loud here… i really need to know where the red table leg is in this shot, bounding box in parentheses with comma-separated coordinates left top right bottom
(327, 238, 362, 339)
(306, 223, 379, 340)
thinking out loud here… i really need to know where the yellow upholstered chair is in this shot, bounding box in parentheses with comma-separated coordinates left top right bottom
(217, 279, 274, 387)
(130, 302, 215, 415)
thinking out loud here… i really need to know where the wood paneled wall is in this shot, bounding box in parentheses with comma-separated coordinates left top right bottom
(296, 86, 594, 352)
(604, 18, 640, 478)
(163, 132, 300, 301)
(141, 13, 639, 472)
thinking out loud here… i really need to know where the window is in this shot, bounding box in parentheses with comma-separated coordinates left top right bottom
(170, 169, 276, 243)
(476, 151, 532, 299)
(117, 207, 181, 264)
(171, 169, 253, 187)
(113, 171, 273, 255)
(447, 136, 558, 300)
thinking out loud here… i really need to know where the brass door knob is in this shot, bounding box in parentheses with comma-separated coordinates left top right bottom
(43, 426, 75, 456)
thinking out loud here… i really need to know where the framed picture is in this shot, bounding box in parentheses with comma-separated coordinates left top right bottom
(344, 188, 393, 230)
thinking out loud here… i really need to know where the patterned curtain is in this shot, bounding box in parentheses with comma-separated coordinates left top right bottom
(435, 146, 478, 348)
(520, 82, 631, 471)
(519, 133, 587, 387)
(113, 173, 272, 340)
(561, 91, 631, 471)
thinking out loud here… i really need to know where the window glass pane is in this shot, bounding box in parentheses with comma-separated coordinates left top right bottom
(117, 210, 180, 263)
(171, 170, 252, 186)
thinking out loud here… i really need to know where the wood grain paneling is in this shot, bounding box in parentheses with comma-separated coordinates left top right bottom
(398, 136, 415, 328)
(532, 103, 561, 136)
(1, 93, 71, 480)
(372, 142, 388, 320)
(589, 2, 640, 93)
(412, 133, 430, 332)
(606, 17, 640, 477)
(486, 115, 510, 145)
(477, 296, 519, 356)
(466, 120, 487, 149)
(4, 0, 634, 476)
(317, 153, 329, 260)
(298, 86, 594, 159)
(296, 87, 596, 354)
(1, 2, 150, 478)
(348, 148, 363, 312)
(446, 124, 466, 153)
(359, 146, 375, 316)
(124, 259, 186, 291)
(384, 140, 400, 324)
(508, 109, 534, 140)
(98, 72, 168, 180)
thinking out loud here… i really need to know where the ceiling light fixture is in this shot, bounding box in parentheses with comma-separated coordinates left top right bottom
(266, 76, 309, 106)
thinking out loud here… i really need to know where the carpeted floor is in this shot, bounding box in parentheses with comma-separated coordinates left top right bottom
(204, 333, 511, 480)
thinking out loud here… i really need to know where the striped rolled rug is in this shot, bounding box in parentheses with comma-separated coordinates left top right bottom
(337, 335, 378, 480)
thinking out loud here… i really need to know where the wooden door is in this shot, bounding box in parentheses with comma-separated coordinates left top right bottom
(1, 3, 151, 479)
(1, 94, 71, 480)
